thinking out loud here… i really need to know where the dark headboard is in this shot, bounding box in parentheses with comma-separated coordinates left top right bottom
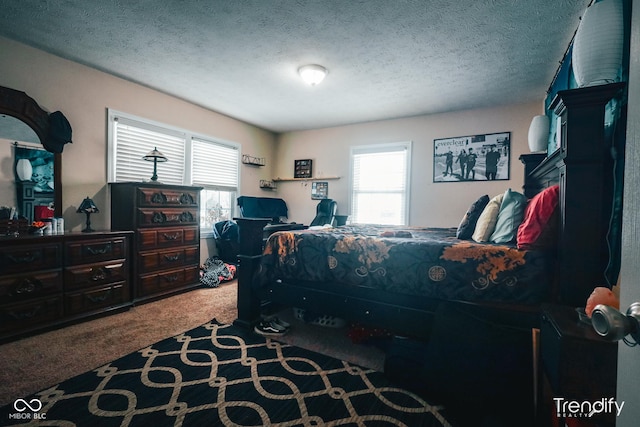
(521, 82, 626, 307)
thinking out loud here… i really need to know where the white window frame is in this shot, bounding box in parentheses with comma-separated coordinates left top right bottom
(349, 141, 412, 225)
(107, 109, 241, 237)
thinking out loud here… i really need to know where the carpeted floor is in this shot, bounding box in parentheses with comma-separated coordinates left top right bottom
(0, 281, 385, 409)
(0, 320, 451, 426)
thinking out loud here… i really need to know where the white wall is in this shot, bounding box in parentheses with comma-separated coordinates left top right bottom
(275, 102, 542, 227)
(1, 36, 277, 259)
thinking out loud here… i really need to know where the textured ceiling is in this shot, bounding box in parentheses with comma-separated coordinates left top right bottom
(0, 0, 590, 133)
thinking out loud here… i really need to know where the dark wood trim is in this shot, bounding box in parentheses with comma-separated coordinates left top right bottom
(0, 86, 50, 143)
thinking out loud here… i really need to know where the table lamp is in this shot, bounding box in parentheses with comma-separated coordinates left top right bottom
(77, 197, 99, 232)
(143, 147, 168, 182)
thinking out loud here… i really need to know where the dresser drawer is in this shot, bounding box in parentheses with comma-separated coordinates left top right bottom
(65, 237, 128, 265)
(64, 282, 130, 316)
(0, 270, 63, 301)
(0, 296, 63, 333)
(137, 187, 199, 207)
(137, 265, 200, 297)
(138, 246, 199, 273)
(138, 226, 199, 250)
(136, 208, 199, 227)
(0, 243, 62, 274)
(64, 260, 128, 291)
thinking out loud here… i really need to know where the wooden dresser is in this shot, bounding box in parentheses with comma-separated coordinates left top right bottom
(0, 231, 132, 342)
(63, 232, 131, 320)
(110, 182, 202, 303)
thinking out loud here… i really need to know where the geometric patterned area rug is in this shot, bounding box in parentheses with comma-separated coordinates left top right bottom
(1, 320, 452, 426)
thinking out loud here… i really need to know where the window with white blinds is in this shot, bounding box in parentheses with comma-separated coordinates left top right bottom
(350, 142, 411, 225)
(192, 137, 239, 191)
(108, 110, 240, 234)
(110, 116, 186, 184)
(191, 137, 240, 232)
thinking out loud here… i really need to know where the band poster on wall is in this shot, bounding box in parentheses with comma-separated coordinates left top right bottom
(433, 132, 510, 182)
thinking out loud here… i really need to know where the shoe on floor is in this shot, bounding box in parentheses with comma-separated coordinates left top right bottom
(254, 320, 288, 336)
(264, 316, 290, 330)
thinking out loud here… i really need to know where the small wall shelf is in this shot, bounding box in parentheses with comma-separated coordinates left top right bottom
(259, 180, 277, 190)
(242, 154, 266, 166)
(273, 176, 340, 182)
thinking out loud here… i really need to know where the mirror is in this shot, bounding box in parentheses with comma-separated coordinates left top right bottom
(0, 86, 62, 221)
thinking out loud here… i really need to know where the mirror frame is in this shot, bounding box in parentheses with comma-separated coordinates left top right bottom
(0, 85, 62, 217)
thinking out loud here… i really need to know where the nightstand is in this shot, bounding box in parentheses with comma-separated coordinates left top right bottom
(539, 304, 618, 427)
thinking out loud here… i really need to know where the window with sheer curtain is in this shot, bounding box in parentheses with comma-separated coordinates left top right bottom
(107, 110, 240, 235)
(350, 142, 411, 225)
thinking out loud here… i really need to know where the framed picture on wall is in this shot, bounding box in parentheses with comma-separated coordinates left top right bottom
(294, 159, 313, 178)
(433, 132, 510, 182)
(311, 181, 328, 199)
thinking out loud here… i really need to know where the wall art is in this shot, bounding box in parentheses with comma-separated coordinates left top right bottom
(433, 132, 510, 182)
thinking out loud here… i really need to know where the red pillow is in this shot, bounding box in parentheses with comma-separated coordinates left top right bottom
(517, 185, 559, 249)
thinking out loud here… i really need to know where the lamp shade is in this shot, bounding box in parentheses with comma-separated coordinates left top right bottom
(572, 0, 624, 87)
(15, 158, 33, 181)
(528, 115, 550, 153)
(298, 64, 328, 86)
(143, 147, 168, 162)
(77, 197, 99, 213)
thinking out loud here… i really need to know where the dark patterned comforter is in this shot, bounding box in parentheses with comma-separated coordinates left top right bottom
(259, 224, 552, 305)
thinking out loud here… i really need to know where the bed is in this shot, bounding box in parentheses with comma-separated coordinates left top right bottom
(233, 82, 626, 338)
(260, 225, 552, 305)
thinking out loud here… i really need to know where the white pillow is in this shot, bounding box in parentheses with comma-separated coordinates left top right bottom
(472, 193, 505, 242)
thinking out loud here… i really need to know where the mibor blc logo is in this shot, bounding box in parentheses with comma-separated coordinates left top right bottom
(9, 398, 46, 420)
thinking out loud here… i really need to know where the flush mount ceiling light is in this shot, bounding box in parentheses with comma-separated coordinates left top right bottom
(298, 64, 328, 86)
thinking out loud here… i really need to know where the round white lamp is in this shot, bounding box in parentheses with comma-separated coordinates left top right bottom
(298, 64, 328, 86)
(528, 115, 550, 153)
(15, 158, 33, 181)
(572, 0, 624, 87)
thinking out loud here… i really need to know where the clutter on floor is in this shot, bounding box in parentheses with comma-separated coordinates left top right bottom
(199, 256, 236, 287)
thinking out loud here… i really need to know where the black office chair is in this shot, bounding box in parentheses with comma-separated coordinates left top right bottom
(310, 199, 337, 226)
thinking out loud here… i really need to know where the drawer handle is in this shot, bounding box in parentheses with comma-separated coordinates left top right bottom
(8, 305, 42, 320)
(164, 254, 181, 262)
(7, 252, 42, 264)
(85, 243, 112, 256)
(179, 212, 194, 222)
(13, 278, 41, 295)
(91, 267, 108, 281)
(151, 193, 194, 205)
(152, 212, 167, 223)
(162, 233, 180, 241)
(163, 274, 179, 282)
(87, 290, 112, 303)
(179, 193, 195, 204)
(152, 212, 193, 223)
(151, 193, 167, 204)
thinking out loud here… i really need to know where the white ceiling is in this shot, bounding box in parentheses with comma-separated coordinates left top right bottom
(0, 0, 590, 133)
